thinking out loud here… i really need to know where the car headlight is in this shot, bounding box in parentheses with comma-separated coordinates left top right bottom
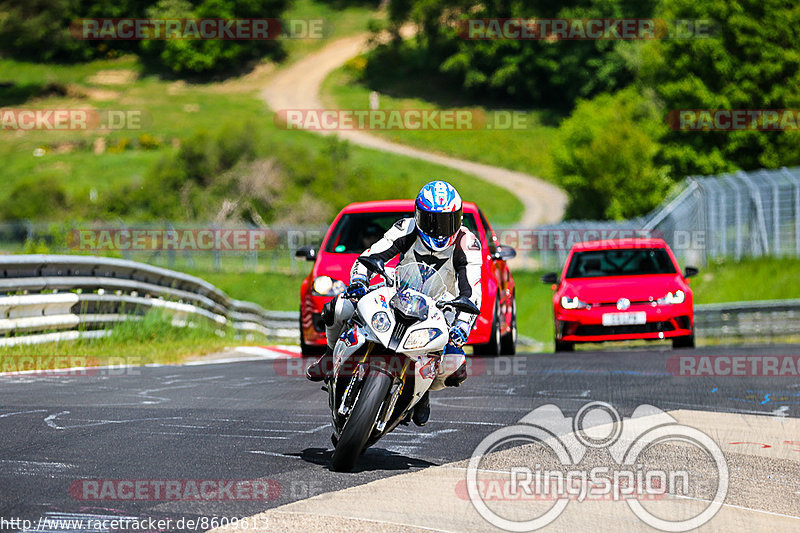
(657, 290, 685, 305)
(560, 296, 590, 310)
(371, 311, 391, 333)
(312, 276, 346, 296)
(403, 328, 443, 350)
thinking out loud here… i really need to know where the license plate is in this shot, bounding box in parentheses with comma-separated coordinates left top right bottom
(602, 312, 646, 326)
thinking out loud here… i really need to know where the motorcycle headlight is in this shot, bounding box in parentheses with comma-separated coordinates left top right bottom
(403, 328, 443, 350)
(312, 276, 346, 296)
(371, 311, 391, 333)
(657, 290, 685, 305)
(560, 296, 590, 310)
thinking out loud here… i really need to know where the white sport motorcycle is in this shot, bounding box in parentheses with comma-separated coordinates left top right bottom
(326, 257, 479, 472)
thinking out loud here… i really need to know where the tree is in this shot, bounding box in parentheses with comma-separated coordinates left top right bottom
(553, 87, 671, 219)
(381, 0, 658, 110)
(642, 0, 800, 176)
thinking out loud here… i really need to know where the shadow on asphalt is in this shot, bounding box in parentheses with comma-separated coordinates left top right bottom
(296, 447, 438, 473)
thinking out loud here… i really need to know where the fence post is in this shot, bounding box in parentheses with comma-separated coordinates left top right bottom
(735, 170, 770, 257)
(760, 169, 781, 255)
(781, 167, 800, 258)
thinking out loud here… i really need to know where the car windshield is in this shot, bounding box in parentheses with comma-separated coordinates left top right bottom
(324, 211, 478, 253)
(565, 248, 676, 278)
(394, 262, 447, 301)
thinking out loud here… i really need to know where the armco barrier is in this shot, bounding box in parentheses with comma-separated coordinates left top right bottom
(0, 255, 795, 347)
(0, 255, 297, 346)
(694, 299, 800, 338)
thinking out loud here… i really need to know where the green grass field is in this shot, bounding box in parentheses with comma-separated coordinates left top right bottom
(322, 64, 558, 182)
(0, 42, 522, 226)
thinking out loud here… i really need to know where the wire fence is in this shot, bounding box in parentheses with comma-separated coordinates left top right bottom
(0, 221, 325, 275)
(520, 166, 800, 270)
(4, 166, 799, 274)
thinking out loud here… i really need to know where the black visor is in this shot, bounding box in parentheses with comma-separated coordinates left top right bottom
(415, 203, 463, 240)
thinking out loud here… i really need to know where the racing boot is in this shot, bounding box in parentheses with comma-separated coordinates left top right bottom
(444, 361, 468, 387)
(443, 343, 468, 387)
(412, 391, 430, 426)
(305, 346, 333, 382)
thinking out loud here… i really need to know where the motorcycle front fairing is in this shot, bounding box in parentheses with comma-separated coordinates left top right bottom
(330, 286, 450, 440)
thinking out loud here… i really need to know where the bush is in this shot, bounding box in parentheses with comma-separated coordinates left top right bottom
(0, 175, 70, 221)
(553, 87, 671, 220)
(0, 0, 288, 75)
(380, 0, 658, 110)
(139, 0, 288, 75)
(642, 0, 800, 176)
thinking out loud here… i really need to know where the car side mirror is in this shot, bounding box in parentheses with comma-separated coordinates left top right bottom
(541, 272, 558, 284)
(492, 245, 517, 261)
(684, 266, 699, 278)
(295, 245, 317, 261)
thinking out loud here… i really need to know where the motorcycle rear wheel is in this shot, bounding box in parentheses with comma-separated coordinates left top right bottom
(331, 369, 392, 472)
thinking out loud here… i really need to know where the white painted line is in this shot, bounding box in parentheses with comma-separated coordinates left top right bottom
(248, 451, 300, 459)
(0, 409, 48, 418)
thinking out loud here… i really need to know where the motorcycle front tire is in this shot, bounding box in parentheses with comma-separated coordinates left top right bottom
(331, 369, 392, 472)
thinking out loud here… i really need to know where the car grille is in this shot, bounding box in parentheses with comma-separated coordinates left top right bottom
(575, 321, 676, 336)
(594, 300, 653, 308)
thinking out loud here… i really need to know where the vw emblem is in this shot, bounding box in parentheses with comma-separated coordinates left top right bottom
(616, 298, 631, 311)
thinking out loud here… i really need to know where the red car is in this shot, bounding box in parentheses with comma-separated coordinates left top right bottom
(542, 238, 698, 352)
(296, 200, 517, 356)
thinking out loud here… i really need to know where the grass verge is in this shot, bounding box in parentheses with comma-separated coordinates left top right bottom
(0, 309, 261, 369)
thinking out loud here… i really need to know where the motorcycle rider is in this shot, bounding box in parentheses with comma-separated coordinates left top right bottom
(306, 180, 483, 426)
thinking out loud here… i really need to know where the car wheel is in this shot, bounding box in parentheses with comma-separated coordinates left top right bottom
(500, 292, 516, 356)
(300, 308, 325, 356)
(672, 332, 695, 349)
(474, 295, 502, 357)
(554, 339, 574, 352)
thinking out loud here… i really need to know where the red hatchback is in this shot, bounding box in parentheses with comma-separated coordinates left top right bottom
(296, 200, 518, 355)
(542, 238, 698, 351)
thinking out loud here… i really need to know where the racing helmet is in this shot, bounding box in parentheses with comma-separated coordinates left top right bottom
(414, 181, 463, 252)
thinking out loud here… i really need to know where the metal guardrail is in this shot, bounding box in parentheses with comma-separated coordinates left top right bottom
(1, 254, 796, 346)
(694, 299, 800, 338)
(0, 255, 297, 347)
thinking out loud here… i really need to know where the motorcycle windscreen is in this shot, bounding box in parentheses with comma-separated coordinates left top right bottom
(390, 291, 429, 320)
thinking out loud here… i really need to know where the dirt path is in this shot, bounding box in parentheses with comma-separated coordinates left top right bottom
(262, 34, 567, 227)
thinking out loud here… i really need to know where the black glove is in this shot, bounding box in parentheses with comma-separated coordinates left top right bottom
(344, 275, 368, 299)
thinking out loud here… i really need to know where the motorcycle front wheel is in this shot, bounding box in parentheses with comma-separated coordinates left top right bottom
(331, 369, 392, 472)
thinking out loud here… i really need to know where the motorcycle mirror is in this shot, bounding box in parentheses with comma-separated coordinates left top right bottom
(437, 295, 480, 315)
(355, 256, 393, 287)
